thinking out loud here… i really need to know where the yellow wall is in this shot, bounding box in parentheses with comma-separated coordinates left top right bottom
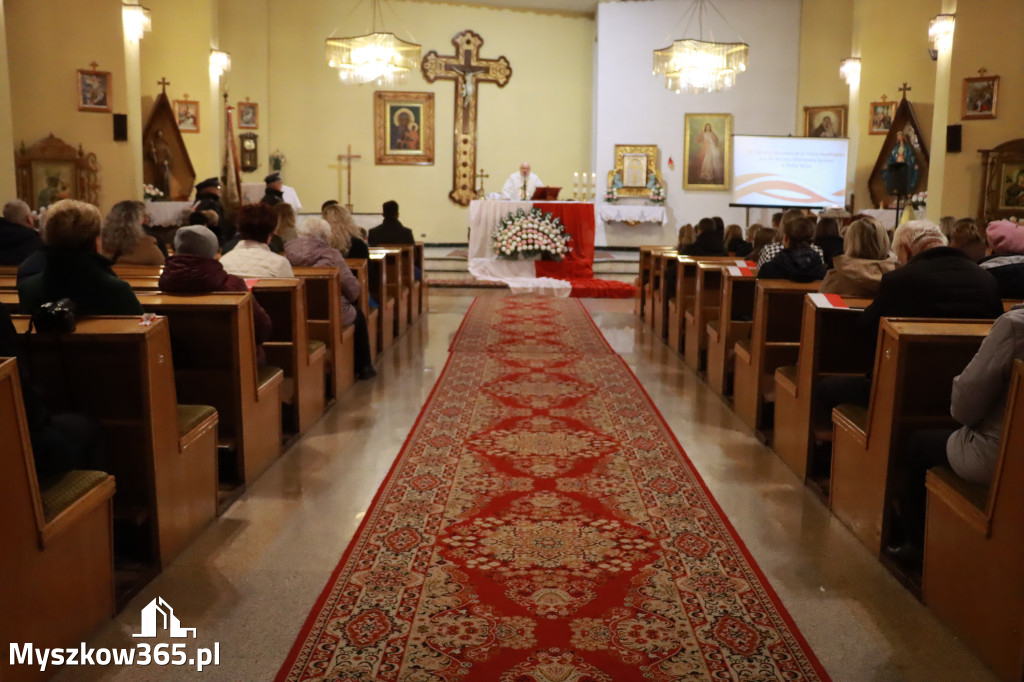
(223, 0, 593, 242)
(796, 0, 853, 136)
(5, 0, 134, 213)
(942, 0, 1024, 220)
(218, 0, 268, 184)
(0, 0, 15, 196)
(139, 0, 221, 185)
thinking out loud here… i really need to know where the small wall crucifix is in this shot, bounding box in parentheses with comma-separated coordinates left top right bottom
(421, 30, 512, 206)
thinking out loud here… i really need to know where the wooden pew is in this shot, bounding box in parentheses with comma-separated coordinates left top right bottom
(683, 262, 729, 371)
(366, 251, 395, 353)
(292, 266, 355, 401)
(650, 250, 676, 339)
(113, 264, 163, 277)
(346, 258, 378, 364)
(414, 242, 427, 317)
(830, 318, 991, 555)
(732, 279, 821, 437)
(667, 256, 739, 354)
(132, 292, 284, 488)
(251, 278, 328, 434)
(923, 359, 1024, 682)
(0, 265, 17, 276)
(636, 246, 667, 319)
(13, 316, 220, 580)
(0, 274, 18, 290)
(772, 294, 874, 483)
(0, 357, 116, 682)
(372, 247, 407, 338)
(706, 266, 757, 397)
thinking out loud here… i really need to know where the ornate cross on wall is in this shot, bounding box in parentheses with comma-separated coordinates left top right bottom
(898, 82, 912, 100)
(422, 30, 512, 206)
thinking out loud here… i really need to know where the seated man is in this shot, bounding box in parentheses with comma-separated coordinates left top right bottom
(18, 199, 144, 316)
(219, 204, 294, 279)
(0, 199, 43, 266)
(159, 225, 273, 364)
(815, 220, 1003, 411)
(368, 200, 420, 280)
(893, 305, 1024, 568)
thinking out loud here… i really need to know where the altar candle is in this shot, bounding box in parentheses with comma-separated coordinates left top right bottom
(590, 173, 596, 200)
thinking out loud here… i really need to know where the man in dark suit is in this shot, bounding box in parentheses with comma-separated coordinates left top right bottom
(367, 200, 415, 246)
(261, 172, 284, 206)
(0, 199, 42, 266)
(191, 177, 224, 241)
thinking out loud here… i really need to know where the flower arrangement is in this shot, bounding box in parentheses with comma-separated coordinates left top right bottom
(910, 191, 927, 210)
(649, 184, 666, 205)
(604, 186, 618, 204)
(143, 184, 164, 201)
(493, 208, 571, 261)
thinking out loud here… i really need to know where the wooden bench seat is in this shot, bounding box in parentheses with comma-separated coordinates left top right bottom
(251, 278, 327, 434)
(374, 244, 416, 328)
(293, 266, 355, 401)
(922, 359, 1024, 681)
(414, 242, 428, 317)
(772, 294, 874, 482)
(0, 357, 116, 682)
(635, 246, 663, 319)
(683, 261, 733, 371)
(370, 247, 408, 339)
(132, 292, 284, 488)
(732, 279, 821, 437)
(346, 258, 378, 364)
(366, 252, 395, 353)
(12, 316, 220, 587)
(706, 266, 757, 397)
(667, 256, 739, 354)
(830, 318, 992, 556)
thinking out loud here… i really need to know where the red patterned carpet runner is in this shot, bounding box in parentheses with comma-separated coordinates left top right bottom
(278, 297, 829, 681)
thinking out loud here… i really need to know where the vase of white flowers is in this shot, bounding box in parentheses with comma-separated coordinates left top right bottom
(493, 208, 572, 261)
(143, 184, 164, 201)
(649, 184, 665, 205)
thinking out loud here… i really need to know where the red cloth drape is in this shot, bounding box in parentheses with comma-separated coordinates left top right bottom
(533, 202, 595, 279)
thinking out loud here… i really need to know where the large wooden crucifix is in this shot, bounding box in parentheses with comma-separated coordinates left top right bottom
(422, 30, 512, 206)
(328, 144, 361, 211)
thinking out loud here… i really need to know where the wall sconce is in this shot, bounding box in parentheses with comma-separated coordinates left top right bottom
(122, 2, 152, 43)
(839, 58, 861, 86)
(209, 49, 232, 79)
(928, 13, 955, 60)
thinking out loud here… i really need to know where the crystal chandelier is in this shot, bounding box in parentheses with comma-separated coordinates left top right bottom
(326, 0, 420, 86)
(653, 0, 748, 94)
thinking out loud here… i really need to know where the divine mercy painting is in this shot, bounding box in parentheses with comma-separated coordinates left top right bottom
(683, 113, 732, 190)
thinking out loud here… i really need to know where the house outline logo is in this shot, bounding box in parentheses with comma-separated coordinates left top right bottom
(132, 597, 197, 639)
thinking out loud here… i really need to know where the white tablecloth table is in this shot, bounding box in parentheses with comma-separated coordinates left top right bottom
(597, 204, 667, 225)
(145, 201, 193, 226)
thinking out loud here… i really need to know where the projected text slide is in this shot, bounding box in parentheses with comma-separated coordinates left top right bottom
(732, 136, 848, 208)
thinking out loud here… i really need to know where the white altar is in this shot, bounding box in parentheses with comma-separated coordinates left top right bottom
(597, 203, 667, 226)
(145, 200, 193, 226)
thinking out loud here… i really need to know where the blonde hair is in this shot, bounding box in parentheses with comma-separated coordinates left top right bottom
(745, 223, 763, 241)
(102, 200, 147, 255)
(322, 204, 363, 255)
(274, 202, 297, 243)
(892, 220, 947, 259)
(42, 199, 102, 250)
(677, 223, 695, 248)
(844, 217, 890, 260)
(724, 224, 743, 244)
(939, 215, 956, 238)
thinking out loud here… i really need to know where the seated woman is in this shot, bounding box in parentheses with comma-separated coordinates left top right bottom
(159, 225, 273, 363)
(812, 216, 844, 269)
(724, 223, 752, 257)
(893, 305, 1024, 568)
(274, 202, 298, 245)
(747, 226, 776, 264)
(757, 216, 827, 282)
(979, 220, 1024, 299)
(680, 217, 727, 257)
(323, 204, 369, 259)
(949, 218, 987, 262)
(819, 216, 898, 297)
(219, 204, 294, 279)
(18, 199, 144, 315)
(102, 200, 165, 266)
(285, 217, 376, 380)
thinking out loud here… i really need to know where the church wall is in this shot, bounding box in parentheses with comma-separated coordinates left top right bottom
(218, 0, 269, 184)
(0, 0, 16, 197)
(941, 0, 1024, 221)
(246, 0, 593, 242)
(795, 0, 853, 137)
(594, 0, 802, 245)
(5, 0, 134, 213)
(139, 0, 222, 185)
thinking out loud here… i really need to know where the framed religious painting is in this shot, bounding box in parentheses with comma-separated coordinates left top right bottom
(237, 100, 258, 129)
(683, 113, 732, 191)
(374, 91, 435, 165)
(869, 99, 895, 135)
(77, 68, 112, 113)
(610, 145, 660, 198)
(962, 73, 999, 120)
(174, 98, 200, 133)
(804, 105, 847, 138)
(979, 139, 1024, 223)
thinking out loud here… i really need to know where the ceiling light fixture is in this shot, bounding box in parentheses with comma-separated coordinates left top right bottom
(653, 0, 748, 95)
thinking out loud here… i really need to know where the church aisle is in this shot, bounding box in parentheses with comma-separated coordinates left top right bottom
(52, 294, 994, 682)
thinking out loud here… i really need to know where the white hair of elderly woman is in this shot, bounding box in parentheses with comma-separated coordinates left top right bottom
(297, 216, 334, 244)
(892, 220, 948, 262)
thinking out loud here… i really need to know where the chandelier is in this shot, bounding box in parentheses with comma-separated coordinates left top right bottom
(653, 0, 748, 94)
(325, 0, 420, 86)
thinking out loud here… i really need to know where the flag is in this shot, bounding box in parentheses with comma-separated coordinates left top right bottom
(223, 99, 242, 210)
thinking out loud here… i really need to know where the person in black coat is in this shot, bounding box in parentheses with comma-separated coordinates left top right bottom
(192, 177, 224, 241)
(367, 200, 415, 246)
(0, 199, 43, 266)
(813, 216, 845, 269)
(758, 216, 827, 282)
(816, 221, 1004, 411)
(260, 172, 285, 206)
(679, 217, 727, 257)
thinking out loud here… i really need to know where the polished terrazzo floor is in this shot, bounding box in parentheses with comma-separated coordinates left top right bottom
(53, 293, 994, 682)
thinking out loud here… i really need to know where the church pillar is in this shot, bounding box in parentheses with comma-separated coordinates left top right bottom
(0, 0, 17, 197)
(122, 5, 145, 201)
(925, 0, 957, 222)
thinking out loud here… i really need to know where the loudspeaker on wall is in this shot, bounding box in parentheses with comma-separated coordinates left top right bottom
(113, 114, 128, 141)
(946, 124, 962, 153)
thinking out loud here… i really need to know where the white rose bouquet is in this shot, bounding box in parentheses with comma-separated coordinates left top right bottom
(493, 208, 572, 261)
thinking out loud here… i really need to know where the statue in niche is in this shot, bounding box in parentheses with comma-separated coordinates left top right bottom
(148, 131, 173, 198)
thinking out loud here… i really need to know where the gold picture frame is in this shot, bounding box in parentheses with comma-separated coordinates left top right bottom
(869, 99, 895, 135)
(238, 101, 258, 129)
(174, 99, 200, 133)
(804, 105, 847, 138)
(609, 145, 660, 197)
(374, 91, 434, 166)
(77, 69, 112, 113)
(683, 113, 732, 191)
(962, 74, 998, 120)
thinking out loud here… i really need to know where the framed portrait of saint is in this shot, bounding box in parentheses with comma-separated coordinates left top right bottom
(174, 99, 200, 133)
(869, 100, 896, 135)
(962, 74, 998, 120)
(622, 154, 648, 188)
(804, 105, 847, 138)
(374, 91, 434, 165)
(999, 163, 1024, 210)
(683, 113, 732, 191)
(77, 69, 112, 113)
(238, 101, 258, 129)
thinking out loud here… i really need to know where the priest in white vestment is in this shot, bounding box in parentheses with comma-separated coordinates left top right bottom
(501, 162, 543, 200)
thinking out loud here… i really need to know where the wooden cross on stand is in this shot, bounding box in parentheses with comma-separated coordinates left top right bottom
(421, 31, 512, 206)
(328, 145, 361, 212)
(898, 82, 912, 100)
(475, 168, 490, 198)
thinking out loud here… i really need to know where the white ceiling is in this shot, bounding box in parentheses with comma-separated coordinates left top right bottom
(404, 0, 626, 18)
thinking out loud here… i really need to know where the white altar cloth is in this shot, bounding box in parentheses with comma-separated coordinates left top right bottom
(597, 204, 667, 225)
(468, 200, 574, 296)
(241, 183, 303, 211)
(145, 201, 193, 226)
